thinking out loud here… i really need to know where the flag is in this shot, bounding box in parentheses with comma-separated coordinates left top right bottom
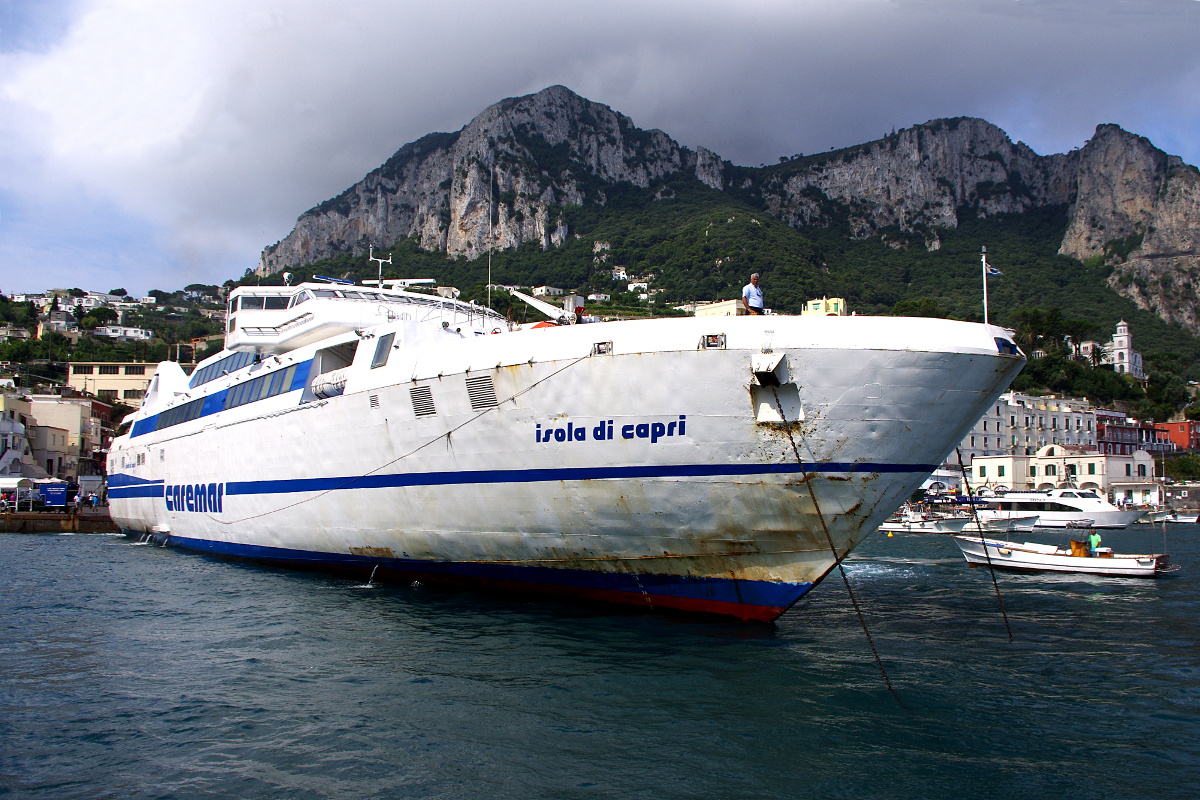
(985, 260, 1002, 277)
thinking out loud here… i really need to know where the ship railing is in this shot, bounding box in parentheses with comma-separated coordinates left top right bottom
(239, 312, 315, 337)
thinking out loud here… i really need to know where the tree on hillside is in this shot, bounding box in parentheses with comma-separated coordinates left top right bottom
(890, 297, 952, 318)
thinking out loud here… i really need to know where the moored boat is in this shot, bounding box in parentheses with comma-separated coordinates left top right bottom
(878, 508, 971, 535)
(107, 279, 1026, 621)
(975, 489, 1144, 530)
(959, 514, 1040, 535)
(952, 535, 1175, 577)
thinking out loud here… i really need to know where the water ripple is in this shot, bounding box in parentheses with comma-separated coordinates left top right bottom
(1, 527, 1198, 799)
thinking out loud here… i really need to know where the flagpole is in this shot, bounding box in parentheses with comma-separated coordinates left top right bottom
(981, 246, 989, 325)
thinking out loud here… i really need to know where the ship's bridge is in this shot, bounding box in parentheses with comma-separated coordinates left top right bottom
(224, 282, 506, 355)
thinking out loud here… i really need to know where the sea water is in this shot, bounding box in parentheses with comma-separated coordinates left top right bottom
(2, 525, 1198, 799)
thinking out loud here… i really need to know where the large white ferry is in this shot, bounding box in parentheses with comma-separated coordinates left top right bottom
(108, 279, 1025, 621)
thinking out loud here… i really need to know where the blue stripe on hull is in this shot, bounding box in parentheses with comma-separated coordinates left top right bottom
(107, 460, 934, 499)
(142, 532, 813, 616)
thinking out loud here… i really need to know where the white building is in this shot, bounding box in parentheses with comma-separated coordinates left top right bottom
(94, 325, 153, 341)
(969, 445, 1161, 506)
(956, 391, 1097, 464)
(531, 286, 564, 297)
(0, 400, 31, 476)
(1079, 320, 1144, 379)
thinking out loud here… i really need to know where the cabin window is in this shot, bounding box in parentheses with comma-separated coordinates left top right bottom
(264, 296, 290, 310)
(371, 333, 395, 369)
(240, 296, 266, 310)
(314, 290, 338, 298)
(291, 291, 312, 307)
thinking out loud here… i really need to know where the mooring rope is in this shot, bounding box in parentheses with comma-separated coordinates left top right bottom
(956, 448, 1013, 642)
(772, 387, 902, 704)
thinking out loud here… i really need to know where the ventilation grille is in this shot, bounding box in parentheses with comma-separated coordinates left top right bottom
(410, 385, 436, 417)
(369, 394, 380, 409)
(466, 375, 498, 410)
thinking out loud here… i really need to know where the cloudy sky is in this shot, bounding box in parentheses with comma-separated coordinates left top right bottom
(2, 0, 1198, 297)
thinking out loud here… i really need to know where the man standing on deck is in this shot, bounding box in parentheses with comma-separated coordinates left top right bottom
(1087, 529, 1102, 556)
(742, 273, 764, 315)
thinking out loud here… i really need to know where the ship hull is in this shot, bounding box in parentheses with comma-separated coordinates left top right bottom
(109, 315, 1024, 621)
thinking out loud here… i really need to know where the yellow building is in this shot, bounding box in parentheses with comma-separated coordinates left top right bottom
(694, 299, 747, 317)
(801, 297, 847, 316)
(67, 362, 154, 403)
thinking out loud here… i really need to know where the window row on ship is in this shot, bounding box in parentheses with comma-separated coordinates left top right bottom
(134, 361, 309, 436)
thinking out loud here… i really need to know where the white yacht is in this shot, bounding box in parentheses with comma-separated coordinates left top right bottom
(975, 488, 1145, 530)
(107, 279, 1025, 622)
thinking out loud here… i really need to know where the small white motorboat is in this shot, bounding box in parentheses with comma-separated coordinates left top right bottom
(960, 515, 1040, 535)
(1166, 512, 1200, 524)
(879, 508, 971, 534)
(952, 535, 1176, 577)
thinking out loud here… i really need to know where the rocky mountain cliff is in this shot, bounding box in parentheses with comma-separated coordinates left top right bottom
(259, 86, 1200, 333)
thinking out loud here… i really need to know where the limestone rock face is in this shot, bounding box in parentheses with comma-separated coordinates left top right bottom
(758, 118, 1074, 239)
(258, 88, 1200, 333)
(259, 85, 708, 273)
(1059, 124, 1200, 333)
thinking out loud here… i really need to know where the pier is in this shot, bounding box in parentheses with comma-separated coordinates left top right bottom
(0, 507, 120, 534)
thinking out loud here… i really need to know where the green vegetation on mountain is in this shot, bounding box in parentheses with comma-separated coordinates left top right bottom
(234, 173, 1200, 421)
(4, 167, 1200, 422)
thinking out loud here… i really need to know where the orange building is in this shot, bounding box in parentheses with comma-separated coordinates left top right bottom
(1160, 420, 1200, 452)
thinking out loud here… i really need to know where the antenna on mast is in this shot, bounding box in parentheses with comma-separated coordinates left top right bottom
(369, 245, 392, 287)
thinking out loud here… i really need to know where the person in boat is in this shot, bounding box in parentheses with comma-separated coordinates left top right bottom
(742, 273, 764, 315)
(1087, 529, 1102, 557)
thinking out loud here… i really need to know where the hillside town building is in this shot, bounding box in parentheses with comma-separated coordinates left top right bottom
(67, 362, 154, 403)
(956, 391, 1098, 463)
(969, 445, 1161, 505)
(800, 297, 848, 316)
(1079, 320, 1144, 379)
(1160, 419, 1200, 452)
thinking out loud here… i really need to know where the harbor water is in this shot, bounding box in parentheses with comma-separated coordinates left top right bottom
(3, 525, 1199, 799)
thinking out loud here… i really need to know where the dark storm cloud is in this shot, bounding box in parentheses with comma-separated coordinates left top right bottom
(1, 0, 1196, 293)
